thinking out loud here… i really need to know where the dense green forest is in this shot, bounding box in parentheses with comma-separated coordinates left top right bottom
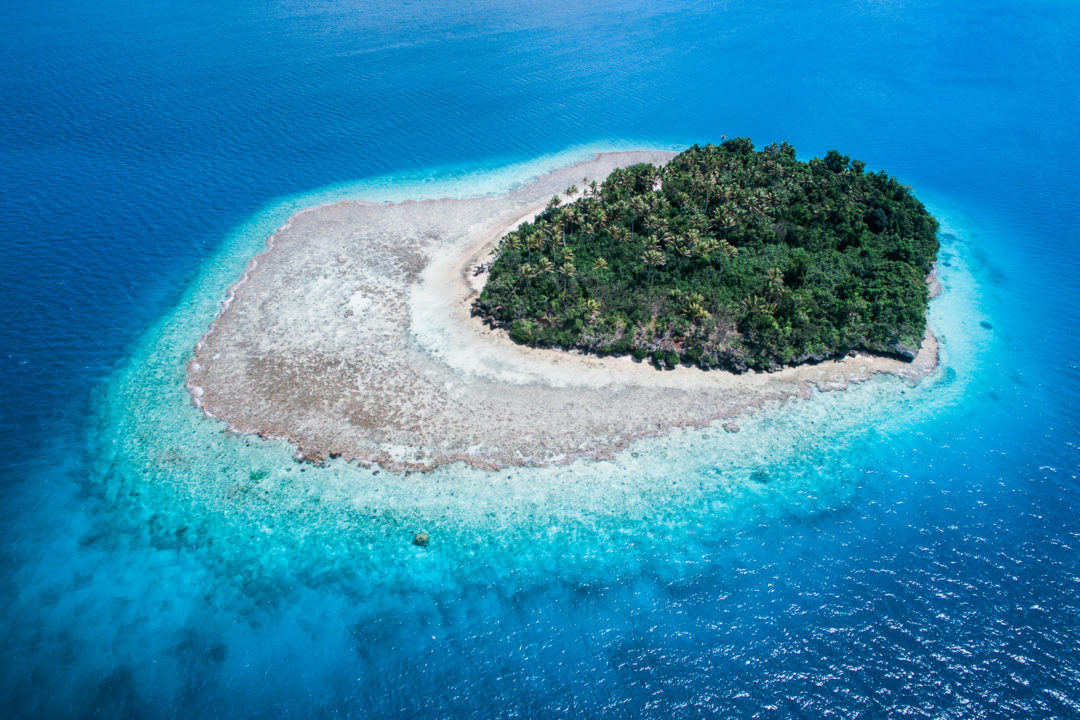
(474, 140, 939, 372)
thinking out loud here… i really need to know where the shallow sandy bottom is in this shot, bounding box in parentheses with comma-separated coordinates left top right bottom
(188, 151, 938, 470)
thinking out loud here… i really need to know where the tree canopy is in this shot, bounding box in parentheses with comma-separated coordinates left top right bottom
(473, 140, 939, 372)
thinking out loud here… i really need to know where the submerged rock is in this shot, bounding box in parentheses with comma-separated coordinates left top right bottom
(412, 531, 430, 547)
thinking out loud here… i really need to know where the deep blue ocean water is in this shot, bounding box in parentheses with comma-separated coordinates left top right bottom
(3, 0, 1080, 717)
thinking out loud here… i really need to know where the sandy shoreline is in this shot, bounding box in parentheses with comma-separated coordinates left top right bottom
(188, 151, 939, 470)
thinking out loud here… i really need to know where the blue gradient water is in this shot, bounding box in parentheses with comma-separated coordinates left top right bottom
(3, 0, 1079, 717)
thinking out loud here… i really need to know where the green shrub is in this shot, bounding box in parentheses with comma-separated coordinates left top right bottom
(509, 319, 535, 344)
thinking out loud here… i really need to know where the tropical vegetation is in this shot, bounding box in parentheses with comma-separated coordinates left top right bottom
(474, 139, 939, 371)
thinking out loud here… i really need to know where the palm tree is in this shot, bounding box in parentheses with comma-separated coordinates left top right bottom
(590, 256, 608, 293)
(683, 292, 710, 322)
(642, 248, 666, 284)
(629, 197, 648, 233)
(688, 211, 708, 232)
(765, 267, 785, 298)
(497, 233, 520, 258)
(714, 206, 738, 233)
(741, 295, 770, 316)
(541, 225, 558, 252)
(558, 261, 576, 290)
(645, 217, 665, 240)
(525, 231, 545, 260)
(693, 236, 720, 263)
(702, 170, 720, 211)
(670, 235, 694, 269)
(582, 298, 602, 323)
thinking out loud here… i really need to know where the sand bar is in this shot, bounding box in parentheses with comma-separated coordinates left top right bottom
(188, 151, 938, 470)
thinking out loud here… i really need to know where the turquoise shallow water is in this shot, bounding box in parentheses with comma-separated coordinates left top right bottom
(3, 0, 1080, 717)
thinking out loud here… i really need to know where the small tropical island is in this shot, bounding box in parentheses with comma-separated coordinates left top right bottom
(188, 148, 940, 470)
(475, 140, 938, 372)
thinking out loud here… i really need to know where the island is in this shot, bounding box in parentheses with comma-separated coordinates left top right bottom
(475, 140, 938, 372)
(188, 148, 939, 470)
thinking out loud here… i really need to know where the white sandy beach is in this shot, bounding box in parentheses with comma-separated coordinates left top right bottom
(188, 151, 938, 470)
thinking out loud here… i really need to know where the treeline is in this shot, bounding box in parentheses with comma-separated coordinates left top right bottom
(474, 139, 939, 371)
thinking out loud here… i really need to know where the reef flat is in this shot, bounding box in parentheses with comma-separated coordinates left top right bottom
(188, 152, 938, 470)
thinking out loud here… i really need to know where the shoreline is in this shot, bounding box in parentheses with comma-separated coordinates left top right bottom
(188, 151, 939, 471)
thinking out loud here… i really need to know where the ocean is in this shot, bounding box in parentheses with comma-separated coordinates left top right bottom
(2, 0, 1079, 717)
